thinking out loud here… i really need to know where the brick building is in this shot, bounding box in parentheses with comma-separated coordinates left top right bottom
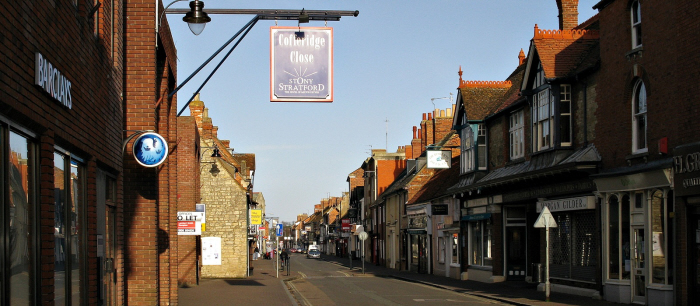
(591, 0, 700, 304)
(0, 0, 125, 304)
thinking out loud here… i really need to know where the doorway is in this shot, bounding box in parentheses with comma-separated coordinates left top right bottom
(631, 226, 646, 304)
(690, 213, 700, 305)
(506, 207, 527, 280)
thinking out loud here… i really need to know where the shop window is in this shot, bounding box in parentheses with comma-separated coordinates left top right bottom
(550, 211, 597, 281)
(54, 151, 86, 305)
(608, 194, 631, 280)
(469, 219, 492, 267)
(651, 189, 673, 285)
(3, 129, 37, 305)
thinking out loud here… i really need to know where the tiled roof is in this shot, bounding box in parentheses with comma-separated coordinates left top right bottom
(533, 25, 600, 79)
(233, 153, 256, 171)
(458, 84, 510, 121)
(410, 159, 460, 203)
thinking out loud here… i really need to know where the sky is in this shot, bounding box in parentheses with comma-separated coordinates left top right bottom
(165, 0, 600, 223)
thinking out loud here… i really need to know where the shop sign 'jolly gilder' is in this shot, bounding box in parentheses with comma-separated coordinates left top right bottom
(270, 27, 333, 102)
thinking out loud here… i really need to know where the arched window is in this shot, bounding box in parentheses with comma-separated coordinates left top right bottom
(631, 0, 642, 48)
(632, 80, 647, 153)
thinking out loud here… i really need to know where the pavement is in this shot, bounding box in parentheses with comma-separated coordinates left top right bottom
(179, 254, 621, 306)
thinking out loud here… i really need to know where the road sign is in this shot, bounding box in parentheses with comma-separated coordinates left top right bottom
(276, 224, 283, 236)
(533, 206, 557, 228)
(358, 231, 368, 241)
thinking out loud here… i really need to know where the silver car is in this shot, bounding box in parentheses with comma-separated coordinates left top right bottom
(307, 249, 320, 259)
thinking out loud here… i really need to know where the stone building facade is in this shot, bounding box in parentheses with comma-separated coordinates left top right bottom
(188, 95, 252, 278)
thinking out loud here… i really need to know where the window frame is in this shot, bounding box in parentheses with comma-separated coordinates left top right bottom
(631, 0, 642, 48)
(477, 124, 487, 170)
(632, 79, 647, 153)
(2, 123, 39, 305)
(559, 84, 572, 147)
(53, 148, 87, 305)
(509, 109, 525, 160)
(468, 219, 492, 267)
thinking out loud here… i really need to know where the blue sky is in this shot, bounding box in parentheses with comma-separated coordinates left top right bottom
(165, 0, 599, 222)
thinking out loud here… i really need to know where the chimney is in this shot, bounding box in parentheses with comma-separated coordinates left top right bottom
(413, 126, 417, 139)
(212, 126, 218, 139)
(518, 49, 526, 66)
(189, 93, 205, 126)
(556, 0, 579, 30)
(202, 108, 213, 139)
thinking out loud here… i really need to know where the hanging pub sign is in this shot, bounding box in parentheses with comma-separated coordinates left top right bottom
(270, 26, 333, 102)
(427, 150, 451, 169)
(132, 132, 168, 167)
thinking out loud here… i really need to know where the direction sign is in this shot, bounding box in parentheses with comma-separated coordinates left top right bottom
(276, 223, 283, 236)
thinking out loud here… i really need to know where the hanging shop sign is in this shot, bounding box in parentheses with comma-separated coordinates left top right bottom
(132, 132, 168, 167)
(536, 196, 595, 213)
(342, 218, 351, 231)
(35, 52, 72, 109)
(250, 209, 262, 225)
(427, 150, 451, 169)
(270, 26, 333, 102)
(431, 204, 449, 215)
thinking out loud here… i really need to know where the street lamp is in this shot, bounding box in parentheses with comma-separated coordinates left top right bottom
(182, 0, 212, 35)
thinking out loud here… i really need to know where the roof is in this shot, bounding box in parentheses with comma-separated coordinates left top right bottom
(458, 80, 512, 121)
(233, 153, 256, 171)
(452, 144, 601, 194)
(531, 25, 600, 80)
(410, 159, 460, 203)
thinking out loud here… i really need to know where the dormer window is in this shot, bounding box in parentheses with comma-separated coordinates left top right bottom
(631, 0, 642, 48)
(460, 119, 486, 174)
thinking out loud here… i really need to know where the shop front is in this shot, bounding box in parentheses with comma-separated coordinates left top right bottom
(672, 142, 700, 306)
(593, 163, 674, 305)
(461, 195, 502, 283)
(535, 196, 599, 287)
(407, 205, 430, 274)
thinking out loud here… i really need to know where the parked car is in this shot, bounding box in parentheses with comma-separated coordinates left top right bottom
(307, 249, 320, 259)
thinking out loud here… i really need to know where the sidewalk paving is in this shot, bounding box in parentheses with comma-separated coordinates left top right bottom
(322, 254, 620, 306)
(178, 258, 297, 306)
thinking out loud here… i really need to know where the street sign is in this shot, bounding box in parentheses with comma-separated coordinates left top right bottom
(276, 223, 283, 236)
(533, 206, 558, 228)
(358, 231, 368, 241)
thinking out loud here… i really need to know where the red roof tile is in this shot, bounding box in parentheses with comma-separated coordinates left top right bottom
(532, 24, 599, 79)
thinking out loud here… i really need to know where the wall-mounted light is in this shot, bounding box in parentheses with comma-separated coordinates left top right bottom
(209, 163, 220, 176)
(182, 0, 211, 35)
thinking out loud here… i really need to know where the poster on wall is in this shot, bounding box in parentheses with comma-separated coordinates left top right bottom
(270, 26, 333, 102)
(202, 237, 222, 265)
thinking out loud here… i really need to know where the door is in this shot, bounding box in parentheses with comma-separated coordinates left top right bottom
(692, 214, 700, 305)
(506, 226, 527, 280)
(97, 170, 117, 306)
(631, 226, 646, 304)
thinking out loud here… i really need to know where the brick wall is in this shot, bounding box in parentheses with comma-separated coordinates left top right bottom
(1, 0, 125, 304)
(177, 117, 201, 286)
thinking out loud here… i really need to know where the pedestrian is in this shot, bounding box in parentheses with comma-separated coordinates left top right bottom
(280, 249, 289, 267)
(253, 246, 260, 260)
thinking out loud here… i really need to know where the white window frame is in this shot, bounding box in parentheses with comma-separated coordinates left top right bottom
(532, 88, 553, 151)
(632, 80, 647, 153)
(560, 84, 572, 146)
(631, 0, 642, 48)
(477, 124, 487, 170)
(460, 114, 475, 174)
(509, 109, 524, 159)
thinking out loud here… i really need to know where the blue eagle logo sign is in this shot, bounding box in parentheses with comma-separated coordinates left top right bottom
(133, 132, 168, 167)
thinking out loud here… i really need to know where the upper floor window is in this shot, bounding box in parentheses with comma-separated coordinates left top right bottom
(560, 84, 572, 146)
(632, 80, 647, 153)
(477, 125, 487, 170)
(460, 122, 485, 173)
(509, 109, 524, 160)
(631, 1, 642, 48)
(532, 88, 553, 151)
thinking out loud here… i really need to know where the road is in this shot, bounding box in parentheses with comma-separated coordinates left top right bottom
(285, 253, 509, 306)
